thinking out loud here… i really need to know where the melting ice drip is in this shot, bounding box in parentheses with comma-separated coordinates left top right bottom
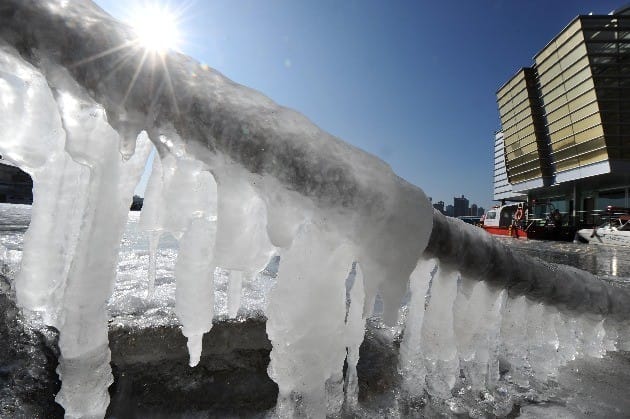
(1, 1, 630, 418)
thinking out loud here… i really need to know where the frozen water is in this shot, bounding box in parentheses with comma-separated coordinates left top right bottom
(266, 223, 353, 417)
(344, 262, 366, 407)
(1, 1, 630, 418)
(420, 265, 460, 398)
(399, 258, 436, 398)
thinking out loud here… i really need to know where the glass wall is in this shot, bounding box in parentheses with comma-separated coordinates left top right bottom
(597, 188, 627, 209)
(582, 16, 630, 163)
(496, 69, 549, 184)
(534, 18, 609, 176)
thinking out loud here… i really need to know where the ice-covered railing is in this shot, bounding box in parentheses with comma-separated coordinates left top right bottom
(1, 1, 630, 417)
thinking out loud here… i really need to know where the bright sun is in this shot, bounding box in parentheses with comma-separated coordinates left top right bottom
(129, 3, 181, 54)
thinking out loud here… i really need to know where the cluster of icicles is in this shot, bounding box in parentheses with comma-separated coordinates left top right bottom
(0, 42, 626, 419)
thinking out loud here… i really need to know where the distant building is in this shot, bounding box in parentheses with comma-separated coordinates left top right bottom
(130, 195, 143, 211)
(478, 206, 485, 216)
(0, 159, 32, 204)
(453, 195, 469, 217)
(445, 205, 454, 217)
(471, 204, 478, 217)
(494, 6, 630, 222)
(433, 200, 445, 214)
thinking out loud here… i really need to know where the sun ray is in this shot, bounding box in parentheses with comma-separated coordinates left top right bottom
(70, 41, 136, 68)
(99, 48, 141, 83)
(158, 54, 180, 117)
(121, 49, 150, 107)
(68, 1, 189, 118)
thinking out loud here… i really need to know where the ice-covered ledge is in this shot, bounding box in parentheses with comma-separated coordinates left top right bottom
(425, 210, 630, 321)
(1, 0, 431, 323)
(3, 0, 629, 321)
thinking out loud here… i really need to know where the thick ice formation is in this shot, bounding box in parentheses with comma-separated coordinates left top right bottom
(266, 224, 353, 417)
(1, 1, 630, 418)
(0, 44, 152, 416)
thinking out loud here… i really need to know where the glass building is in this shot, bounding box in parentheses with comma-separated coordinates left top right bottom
(495, 6, 630, 221)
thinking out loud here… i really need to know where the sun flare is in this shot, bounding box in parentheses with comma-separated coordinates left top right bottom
(129, 3, 182, 54)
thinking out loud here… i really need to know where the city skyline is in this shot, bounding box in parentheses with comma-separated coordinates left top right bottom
(430, 194, 485, 217)
(94, 0, 623, 210)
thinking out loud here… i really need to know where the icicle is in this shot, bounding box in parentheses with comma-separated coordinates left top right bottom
(603, 318, 619, 352)
(227, 269, 244, 318)
(161, 153, 207, 239)
(399, 258, 436, 398)
(1, 50, 151, 417)
(259, 178, 307, 248)
(615, 320, 630, 351)
(146, 231, 160, 298)
(168, 164, 217, 366)
(453, 279, 503, 391)
(578, 316, 607, 359)
(0, 47, 83, 316)
(500, 295, 532, 387)
(482, 289, 506, 390)
(344, 262, 367, 407)
(553, 310, 579, 366)
(53, 95, 152, 417)
(205, 164, 276, 321)
(525, 301, 560, 381)
(212, 164, 275, 274)
(357, 255, 419, 327)
(174, 215, 216, 366)
(138, 147, 164, 297)
(420, 263, 459, 399)
(139, 130, 221, 366)
(266, 223, 353, 418)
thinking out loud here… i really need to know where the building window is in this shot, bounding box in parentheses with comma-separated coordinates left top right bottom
(548, 196, 568, 213)
(598, 189, 626, 209)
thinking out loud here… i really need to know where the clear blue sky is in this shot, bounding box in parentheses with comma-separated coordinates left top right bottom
(95, 0, 621, 210)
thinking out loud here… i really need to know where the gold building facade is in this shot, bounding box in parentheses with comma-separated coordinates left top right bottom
(494, 7, 630, 218)
(497, 68, 550, 188)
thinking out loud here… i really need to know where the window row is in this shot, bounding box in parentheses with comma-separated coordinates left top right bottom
(544, 89, 598, 123)
(497, 75, 528, 110)
(546, 99, 599, 131)
(541, 75, 595, 112)
(498, 88, 532, 120)
(554, 147, 609, 172)
(585, 28, 630, 42)
(548, 112, 602, 140)
(508, 164, 544, 181)
(586, 40, 630, 56)
(536, 19, 582, 66)
(550, 124, 604, 151)
(503, 131, 538, 153)
(506, 140, 541, 161)
(540, 56, 590, 95)
(538, 43, 588, 86)
(551, 135, 607, 162)
(502, 115, 537, 139)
